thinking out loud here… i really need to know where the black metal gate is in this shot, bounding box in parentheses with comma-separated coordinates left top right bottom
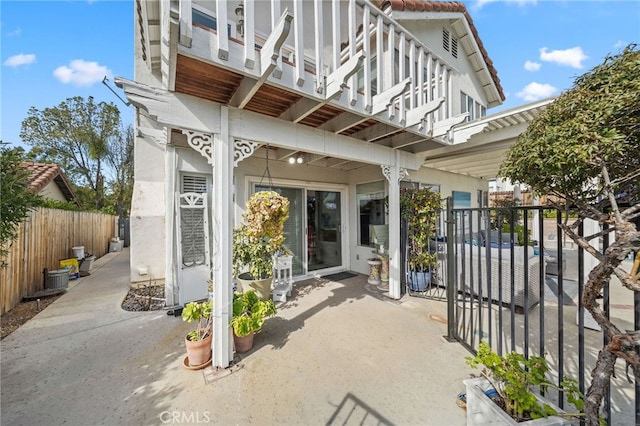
(402, 198, 639, 424)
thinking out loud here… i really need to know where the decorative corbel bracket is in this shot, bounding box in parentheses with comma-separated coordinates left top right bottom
(325, 53, 365, 99)
(405, 97, 445, 128)
(381, 165, 409, 183)
(371, 78, 411, 116)
(183, 130, 213, 165)
(234, 140, 260, 167)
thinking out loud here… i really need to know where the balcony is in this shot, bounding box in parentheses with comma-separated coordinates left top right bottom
(136, 0, 501, 163)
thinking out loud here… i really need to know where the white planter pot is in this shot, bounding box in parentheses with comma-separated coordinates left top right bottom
(464, 377, 573, 426)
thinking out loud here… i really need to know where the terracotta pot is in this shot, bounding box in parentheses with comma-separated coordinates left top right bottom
(233, 331, 255, 353)
(236, 273, 273, 300)
(184, 333, 212, 367)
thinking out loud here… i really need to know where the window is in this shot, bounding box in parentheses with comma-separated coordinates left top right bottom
(357, 56, 378, 96)
(192, 8, 232, 37)
(357, 181, 385, 247)
(460, 92, 486, 121)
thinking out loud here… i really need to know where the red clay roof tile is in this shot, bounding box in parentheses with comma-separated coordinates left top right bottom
(22, 162, 77, 202)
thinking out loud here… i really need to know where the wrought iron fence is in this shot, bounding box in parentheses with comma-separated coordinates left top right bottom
(401, 198, 639, 425)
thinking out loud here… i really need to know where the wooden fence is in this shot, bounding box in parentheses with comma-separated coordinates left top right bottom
(0, 208, 117, 314)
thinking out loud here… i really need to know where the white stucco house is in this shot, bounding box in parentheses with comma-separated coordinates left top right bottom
(115, 0, 551, 367)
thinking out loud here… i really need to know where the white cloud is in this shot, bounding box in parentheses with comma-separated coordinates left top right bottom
(516, 82, 557, 102)
(7, 28, 22, 37)
(475, 0, 537, 9)
(539, 46, 588, 69)
(53, 59, 111, 87)
(614, 40, 626, 50)
(524, 60, 541, 71)
(4, 53, 36, 67)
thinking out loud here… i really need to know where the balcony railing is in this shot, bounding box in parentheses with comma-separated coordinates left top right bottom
(169, 0, 466, 141)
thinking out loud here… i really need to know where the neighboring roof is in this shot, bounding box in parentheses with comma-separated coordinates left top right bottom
(22, 162, 77, 202)
(376, 0, 505, 103)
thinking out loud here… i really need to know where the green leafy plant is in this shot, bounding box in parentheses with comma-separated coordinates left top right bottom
(499, 45, 639, 425)
(181, 299, 213, 341)
(466, 341, 584, 422)
(232, 191, 289, 279)
(0, 146, 42, 266)
(230, 290, 277, 337)
(399, 187, 442, 271)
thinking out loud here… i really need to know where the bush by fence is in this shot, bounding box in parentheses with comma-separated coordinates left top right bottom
(0, 208, 117, 314)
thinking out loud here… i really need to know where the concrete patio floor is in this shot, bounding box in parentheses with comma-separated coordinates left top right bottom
(1, 249, 473, 426)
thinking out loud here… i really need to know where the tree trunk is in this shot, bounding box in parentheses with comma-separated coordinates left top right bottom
(580, 221, 640, 425)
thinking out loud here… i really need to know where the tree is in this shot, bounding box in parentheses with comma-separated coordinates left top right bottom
(104, 124, 134, 216)
(0, 145, 42, 266)
(20, 96, 121, 210)
(500, 44, 640, 425)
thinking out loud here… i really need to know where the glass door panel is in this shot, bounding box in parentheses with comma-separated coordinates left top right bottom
(308, 190, 342, 271)
(255, 185, 304, 275)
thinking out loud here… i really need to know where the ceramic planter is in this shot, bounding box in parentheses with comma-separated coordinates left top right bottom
(236, 273, 272, 300)
(463, 377, 573, 426)
(233, 331, 255, 353)
(184, 334, 212, 367)
(408, 269, 431, 291)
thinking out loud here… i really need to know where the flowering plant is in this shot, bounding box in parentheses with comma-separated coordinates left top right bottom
(233, 191, 290, 279)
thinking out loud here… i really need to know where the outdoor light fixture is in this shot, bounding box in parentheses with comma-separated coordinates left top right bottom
(235, 2, 245, 38)
(288, 154, 305, 164)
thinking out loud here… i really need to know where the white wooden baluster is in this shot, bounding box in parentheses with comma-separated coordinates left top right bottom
(409, 40, 416, 110)
(332, 0, 340, 73)
(387, 24, 395, 119)
(376, 15, 383, 95)
(271, 0, 283, 78)
(363, 5, 371, 112)
(293, 0, 304, 86)
(314, 0, 324, 94)
(348, 0, 357, 105)
(179, 0, 192, 47)
(243, 0, 255, 69)
(435, 60, 441, 120)
(398, 31, 406, 124)
(215, 0, 228, 60)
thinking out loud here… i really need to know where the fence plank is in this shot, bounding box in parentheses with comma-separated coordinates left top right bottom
(0, 208, 117, 314)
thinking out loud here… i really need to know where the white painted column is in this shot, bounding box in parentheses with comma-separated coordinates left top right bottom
(583, 218, 600, 277)
(164, 142, 178, 307)
(212, 107, 234, 367)
(513, 185, 522, 205)
(383, 158, 403, 300)
(531, 196, 540, 245)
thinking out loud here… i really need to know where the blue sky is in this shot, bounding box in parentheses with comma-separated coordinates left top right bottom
(1, 0, 639, 150)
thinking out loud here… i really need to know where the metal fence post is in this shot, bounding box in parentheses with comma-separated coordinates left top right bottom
(445, 196, 456, 341)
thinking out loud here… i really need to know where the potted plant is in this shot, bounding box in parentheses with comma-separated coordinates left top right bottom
(233, 190, 290, 300)
(463, 341, 585, 425)
(181, 299, 213, 367)
(230, 290, 277, 353)
(400, 187, 442, 291)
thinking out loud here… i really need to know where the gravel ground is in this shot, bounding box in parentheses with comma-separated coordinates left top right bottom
(1, 294, 63, 340)
(120, 283, 165, 311)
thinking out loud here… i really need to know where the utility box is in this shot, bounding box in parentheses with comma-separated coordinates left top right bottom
(109, 239, 123, 252)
